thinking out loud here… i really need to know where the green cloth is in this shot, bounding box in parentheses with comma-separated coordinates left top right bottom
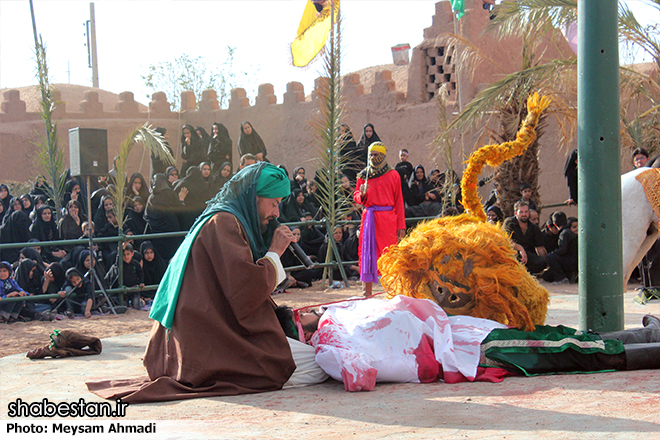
(481, 325, 625, 376)
(256, 165, 290, 198)
(149, 162, 291, 329)
(450, 0, 464, 20)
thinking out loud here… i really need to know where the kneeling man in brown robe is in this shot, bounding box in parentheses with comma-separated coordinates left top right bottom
(87, 162, 298, 403)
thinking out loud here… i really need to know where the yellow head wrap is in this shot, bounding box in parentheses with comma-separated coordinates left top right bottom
(368, 142, 387, 156)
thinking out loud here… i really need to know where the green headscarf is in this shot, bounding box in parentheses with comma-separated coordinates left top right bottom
(150, 162, 290, 329)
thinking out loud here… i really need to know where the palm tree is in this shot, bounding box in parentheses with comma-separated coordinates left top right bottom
(309, 8, 354, 286)
(440, 0, 579, 216)
(618, 0, 660, 155)
(441, 0, 660, 216)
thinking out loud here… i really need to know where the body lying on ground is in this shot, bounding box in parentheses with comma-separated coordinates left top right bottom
(283, 295, 660, 392)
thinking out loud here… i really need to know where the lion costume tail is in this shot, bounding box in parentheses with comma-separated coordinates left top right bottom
(378, 92, 552, 331)
(460, 92, 552, 221)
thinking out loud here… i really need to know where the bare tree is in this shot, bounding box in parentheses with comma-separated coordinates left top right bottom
(142, 48, 247, 110)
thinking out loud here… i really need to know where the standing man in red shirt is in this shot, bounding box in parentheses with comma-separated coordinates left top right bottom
(354, 142, 406, 297)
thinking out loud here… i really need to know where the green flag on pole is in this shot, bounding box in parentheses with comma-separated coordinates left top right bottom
(451, 0, 465, 20)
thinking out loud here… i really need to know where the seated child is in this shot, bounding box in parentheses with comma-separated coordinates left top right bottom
(0, 261, 29, 323)
(519, 182, 537, 211)
(105, 243, 144, 309)
(317, 226, 360, 282)
(58, 267, 94, 318)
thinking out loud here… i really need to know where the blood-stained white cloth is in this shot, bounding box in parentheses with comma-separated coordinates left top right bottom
(311, 295, 508, 391)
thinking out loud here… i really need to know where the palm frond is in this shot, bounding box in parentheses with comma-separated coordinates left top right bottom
(619, 2, 660, 62)
(309, 13, 353, 285)
(33, 39, 66, 222)
(311, 14, 352, 225)
(109, 124, 175, 231)
(429, 84, 460, 213)
(486, 0, 577, 40)
(446, 58, 576, 134)
(618, 2, 660, 157)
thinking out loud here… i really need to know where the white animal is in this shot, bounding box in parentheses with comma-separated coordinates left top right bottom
(622, 167, 659, 286)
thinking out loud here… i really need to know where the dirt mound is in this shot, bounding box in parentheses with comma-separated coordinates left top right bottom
(344, 63, 409, 94)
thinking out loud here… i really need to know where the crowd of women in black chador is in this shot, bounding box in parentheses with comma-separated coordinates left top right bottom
(0, 187, 175, 322)
(0, 119, 475, 314)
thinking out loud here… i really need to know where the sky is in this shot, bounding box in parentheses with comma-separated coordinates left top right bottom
(0, 0, 658, 106)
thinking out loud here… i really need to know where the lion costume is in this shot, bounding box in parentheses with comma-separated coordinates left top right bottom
(379, 93, 551, 331)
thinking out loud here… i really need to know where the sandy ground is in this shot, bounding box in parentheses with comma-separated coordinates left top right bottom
(1, 279, 656, 359)
(0, 283, 361, 358)
(2, 280, 660, 440)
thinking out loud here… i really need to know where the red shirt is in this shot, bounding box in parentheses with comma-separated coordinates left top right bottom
(354, 169, 406, 267)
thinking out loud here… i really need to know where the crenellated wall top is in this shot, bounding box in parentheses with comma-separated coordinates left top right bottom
(0, 65, 411, 123)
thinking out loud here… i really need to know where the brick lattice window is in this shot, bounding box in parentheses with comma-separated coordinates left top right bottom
(424, 46, 456, 101)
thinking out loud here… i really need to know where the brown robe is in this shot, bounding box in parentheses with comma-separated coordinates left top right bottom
(87, 212, 296, 403)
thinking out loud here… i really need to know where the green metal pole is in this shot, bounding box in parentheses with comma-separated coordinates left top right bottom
(577, 0, 623, 332)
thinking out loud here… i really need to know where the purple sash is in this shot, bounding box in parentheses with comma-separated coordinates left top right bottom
(361, 205, 393, 283)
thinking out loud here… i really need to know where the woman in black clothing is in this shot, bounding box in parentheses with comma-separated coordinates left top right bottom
(19, 194, 34, 217)
(96, 209, 121, 271)
(299, 216, 325, 257)
(166, 166, 180, 187)
(196, 126, 212, 150)
(30, 195, 48, 221)
(486, 205, 504, 224)
(409, 165, 430, 206)
(30, 205, 65, 264)
(127, 173, 149, 203)
(20, 246, 47, 273)
(237, 121, 267, 161)
(77, 249, 109, 292)
(0, 184, 12, 212)
(89, 188, 109, 222)
(564, 149, 578, 205)
(30, 176, 51, 198)
(356, 123, 381, 171)
(173, 166, 209, 230)
(339, 124, 360, 182)
(212, 162, 233, 192)
(57, 244, 85, 272)
(291, 166, 308, 192)
(208, 122, 233, 169)
(62, 179, 86, 215)
(0, 210, 32, 263)
(16, 258, 43, 295)
(58, 200, 86, 248)
(93, 195, 114, 232)
(317, 226, 360, 281)
(8, 197, 23, 216)
(151, 127, 175, 176)
(281, 189, 312, 223)
(140, 241, 166, 298)
(542, 216, 579, 283)
(14, 258, 51, 319)
(180, 124, 206, 175)
(108, 156, 128, 188)
(145, 174, 186, 261)
(278, 226, 320, 288)
(125, 196, 148, 235)
(41, 262, 66, 299)
(199, 162, 214, 192)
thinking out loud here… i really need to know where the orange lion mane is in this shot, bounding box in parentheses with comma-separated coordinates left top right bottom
(379, 215, 549, 331)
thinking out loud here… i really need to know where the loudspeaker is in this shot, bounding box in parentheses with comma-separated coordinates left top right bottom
(69, 127, 109, 176)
